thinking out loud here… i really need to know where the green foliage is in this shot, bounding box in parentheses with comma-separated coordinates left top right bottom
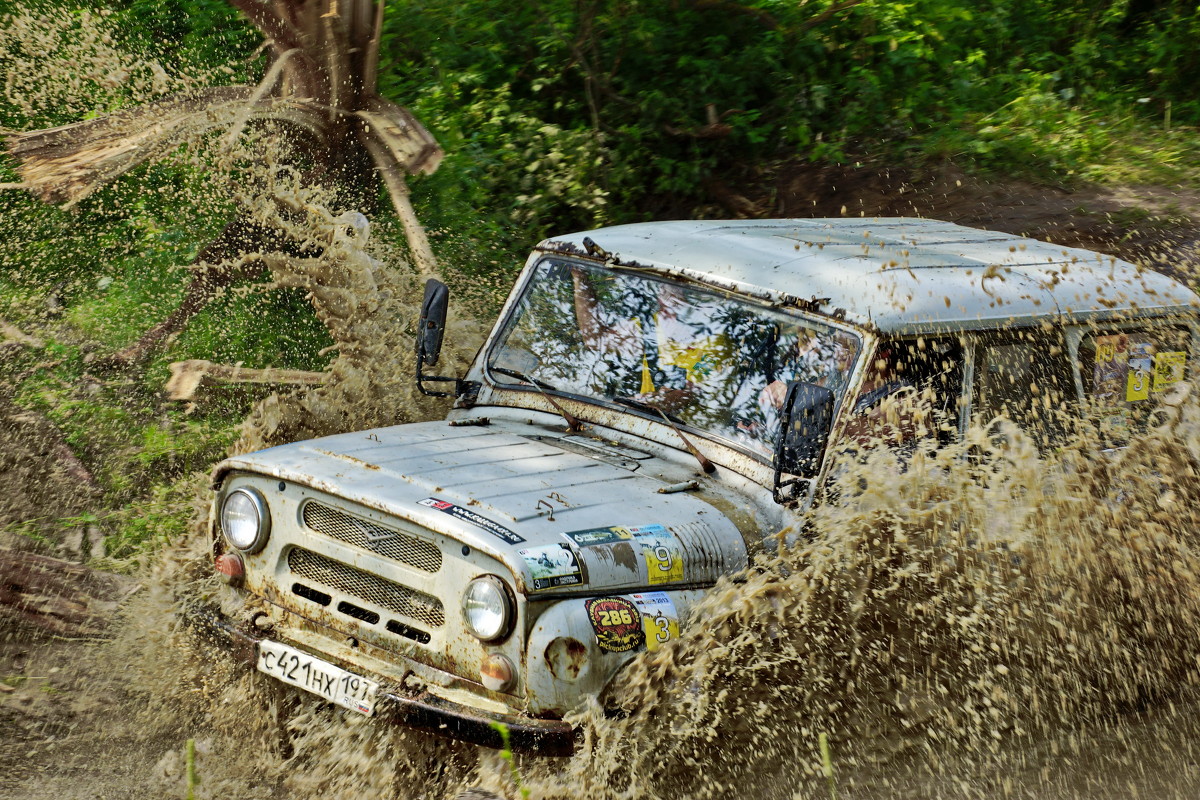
(111, 0, 258, 72)
(100, 476, 204, 563)
(382, 0, 1199, 250)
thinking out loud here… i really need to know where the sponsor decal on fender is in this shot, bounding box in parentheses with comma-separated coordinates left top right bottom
(585, 596, 645, 653)
(518, 542, 585, 591)
(630, 591, 680, 652)
(563, 523, 686, 585)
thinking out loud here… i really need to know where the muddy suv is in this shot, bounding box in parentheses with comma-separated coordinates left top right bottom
(197, 218, 1198, 756)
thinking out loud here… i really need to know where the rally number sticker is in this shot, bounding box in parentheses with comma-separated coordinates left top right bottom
(563, 523, 686, 585)
(626, 524, 684, 584)
(1126, 342, 1154, 402)
(518, 543, 585, 591)
(630, 591, 680, 652)
(585, 597, 646, 653)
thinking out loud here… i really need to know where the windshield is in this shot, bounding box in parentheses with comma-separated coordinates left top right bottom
(487, 258, 862, 455)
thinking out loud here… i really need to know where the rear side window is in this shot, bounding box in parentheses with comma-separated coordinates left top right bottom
(972, 331, 1077, 446)
(1078, 326, 1191, 444)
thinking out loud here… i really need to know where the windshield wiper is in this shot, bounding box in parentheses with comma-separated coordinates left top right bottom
(489, 366, 582, 433)
(612, 396, 715, 475)
(490, 366, 559, 391)
(611, 395, 686, 425)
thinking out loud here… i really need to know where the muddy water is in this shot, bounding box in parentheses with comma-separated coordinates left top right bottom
(6, 9, 1200, 800)
(114, 396, 1200, 800)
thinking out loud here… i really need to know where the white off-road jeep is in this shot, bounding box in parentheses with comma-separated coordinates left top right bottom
(195, 218, 1198, 756)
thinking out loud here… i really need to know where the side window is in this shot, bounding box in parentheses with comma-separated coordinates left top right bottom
(897, 337, 965, 440)
(972, 331, 1076, 444)
(847, 337, 965, 445)
(1077, 326, 1190, 444)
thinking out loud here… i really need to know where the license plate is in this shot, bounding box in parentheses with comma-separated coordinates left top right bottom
(257, 640, 379, 716)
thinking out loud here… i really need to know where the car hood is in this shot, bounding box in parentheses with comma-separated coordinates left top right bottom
(217, 420, 749, 595)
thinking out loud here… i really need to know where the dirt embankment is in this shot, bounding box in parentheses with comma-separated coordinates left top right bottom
(711, 161, 1200, 280)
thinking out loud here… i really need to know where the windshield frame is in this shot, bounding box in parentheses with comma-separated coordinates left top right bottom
(479, 255, 866, 464)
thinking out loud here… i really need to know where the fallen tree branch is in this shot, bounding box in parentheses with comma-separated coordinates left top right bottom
(360, 133, 439, 277)
(166, 359, 329, 401)
(5, 409, 100, 490)
(0, 549, 137, 637)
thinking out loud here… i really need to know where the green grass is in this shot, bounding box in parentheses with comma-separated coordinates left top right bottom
(926, 91, 1200, 190)
(0, 180, 330, 557)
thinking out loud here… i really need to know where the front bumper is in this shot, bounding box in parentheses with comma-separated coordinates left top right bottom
(183, 604, 575, 757)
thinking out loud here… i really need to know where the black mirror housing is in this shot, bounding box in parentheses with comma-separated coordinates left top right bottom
(417, 279, 449, 367)
(415, 279, 467, 398)
(773, 381, 835, 503)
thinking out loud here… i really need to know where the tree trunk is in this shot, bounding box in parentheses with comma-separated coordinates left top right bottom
(5, 0, 444, 370)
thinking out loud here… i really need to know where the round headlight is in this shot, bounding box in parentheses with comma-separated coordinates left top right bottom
(462, 575, 513, 642)
(220, 488, 271, 553)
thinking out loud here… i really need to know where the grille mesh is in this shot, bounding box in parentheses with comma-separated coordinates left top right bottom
(287, 547, 445, 628)
(302, 502, 441, 573)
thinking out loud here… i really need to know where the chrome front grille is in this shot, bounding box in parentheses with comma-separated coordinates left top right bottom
(302, 502, 442, 573)
(287, 547, 445, 628)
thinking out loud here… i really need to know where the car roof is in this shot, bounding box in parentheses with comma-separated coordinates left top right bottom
(537, 218, 1199, 334)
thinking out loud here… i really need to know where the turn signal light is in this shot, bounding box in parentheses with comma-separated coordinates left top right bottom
(215, 552, 245, 586)
(480, 653, 515, 693)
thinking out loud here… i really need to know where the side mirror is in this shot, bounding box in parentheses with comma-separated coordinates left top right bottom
(415, 279, 462, 398)
(417, 279, 449, 367)
(773, 381, 835, 503)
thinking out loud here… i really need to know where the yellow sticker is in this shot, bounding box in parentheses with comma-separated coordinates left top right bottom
(642, 614, 679, 652)
(1125, 343, 1154, 402)
(630, 592, 680, 652)
(1153, 351, 1187, 392)
(624, 524, 684, 584)
(1126, 368, 1150, 402)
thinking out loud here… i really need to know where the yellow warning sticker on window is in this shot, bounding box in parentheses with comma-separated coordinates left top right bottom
(1093, 334, 1128, 406)
(1153, 350, 1187, 392)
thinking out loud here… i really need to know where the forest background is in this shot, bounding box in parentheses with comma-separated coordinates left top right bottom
(1, 0, 1198, 563)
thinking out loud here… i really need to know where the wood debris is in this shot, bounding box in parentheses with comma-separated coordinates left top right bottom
(166, 359, 329, 402)
(0, 319, 44, 349)
(0, 549, 138, 637)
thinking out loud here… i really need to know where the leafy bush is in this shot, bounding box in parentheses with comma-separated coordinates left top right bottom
(381, 0, 1199, 247)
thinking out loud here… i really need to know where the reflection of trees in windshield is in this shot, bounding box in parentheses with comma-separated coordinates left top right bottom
(489, 258, 860, 454)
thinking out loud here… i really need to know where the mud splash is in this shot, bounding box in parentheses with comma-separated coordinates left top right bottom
(221, 163, 483, 453)
(115, 395, 1200, 800)
(529, 399, 1200, 799)
(0, 7, 229, 123)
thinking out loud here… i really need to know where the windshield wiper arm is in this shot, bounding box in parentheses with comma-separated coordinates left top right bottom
(490, 366, 558, 391)
(611, 395, 686, 425)
(612, 396, 715, 475)
(489, 366, 582, 433)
